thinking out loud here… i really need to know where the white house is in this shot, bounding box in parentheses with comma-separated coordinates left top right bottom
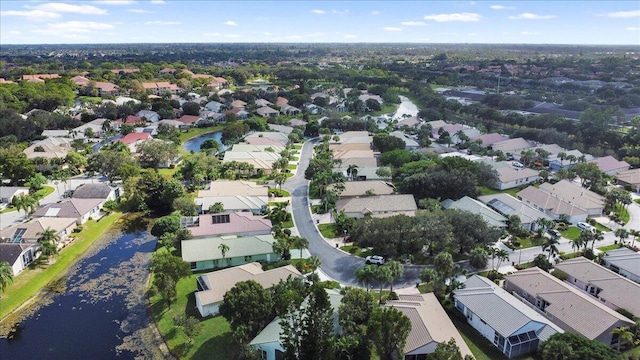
(601, 248, 640, 284)
(0, 243, 37, 276)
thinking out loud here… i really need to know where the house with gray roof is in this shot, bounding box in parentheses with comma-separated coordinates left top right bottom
(32, 198, 103, 225)
(504, 267, 634, 346)
(494, 165, 540, 190)
(538, 180, 605, 216)
(554, 257, 640, 318)
(0, 186, 29, 207)
(329, 180, 395, 198)
(387, 293, 473, 358)
(516, 185, 590, 225)
(195, 262, 302, 317)
(442, 196, 507, 229)
(590, 156, 631, 176)
(0, 217, 77, 244)
(472, 133, 508, 147)
(548, 149, 592, 171)
(490, 137, 536, 155)
(390, 131, 420, 151)
(195, 195, 268, 215)
(256, 106, 280, 118)
(0, 243, 37, 276)
(245, 131, 290, 144)
(478, 193, 553, 232)
(601, 248, 640, 284)
(615, 168, 640, 193)
(395, 116, 422, 129)
(250, 288, 343, 360)
(336, 194, 417, 219)
(182, 234, 279, 271)
(71, 183, 121, 202)
(454, 275, 563, 358)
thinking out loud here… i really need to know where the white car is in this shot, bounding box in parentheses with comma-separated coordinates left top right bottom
(365, 255, 385, 265)
(512, 161, 524, 168)
(577, 222, 592, 231)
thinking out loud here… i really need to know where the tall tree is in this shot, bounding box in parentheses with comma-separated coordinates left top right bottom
(367, 307, 411, 360)
(37, 227, 60, 260)
(218, 243, 230, 266)
(299, 285, 335, 360)
(150, 251, 190, 308)
(219, 280, 274, 343)
(0, 261, 14, 293)
(292, 236, 309, 259)
(384, 260, 404, 293)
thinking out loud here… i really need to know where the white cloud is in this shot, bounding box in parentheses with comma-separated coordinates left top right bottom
(627, 27, 640, 31)
(371, 11, 381, 15)
(383, 27, 402, 32)
(29, 3, 108, 15)
(468, 32, 477, 36)
(508, 13, 556, 20)
(311, 9, 326, 14)
(599, 10, 640, 18)
(332, 9, 349, 15)
(344, 34, 357, 38)
(0, 9, 61, 21)
(401, 21, 426, 26)
(306, 32, 324, 37)
(223, 20, 237, 26)
(490, 5, 514, 10)
(263, 32, 272, 36)
(94, 1, 135, 5)
(33, 21, 114, 36)
(145, 20, 180, 25)
(424, 12, 481, 22)
(127, 9, 153, 13)
(150, 0, 165, 3)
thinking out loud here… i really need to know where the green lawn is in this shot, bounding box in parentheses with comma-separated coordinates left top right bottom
(478, 186, 521, 199)
(561, 227, 582, 240)
(178, 126, 224, 143)
(446, 308, 509, 360)
(597, 244, 623, 252)
(592, 222, 611, 233)
(317, 223, 340, 238)
(157, 167, 179, 178)
(515, 236, 544, 249)
(287, 164, 297, 170)
(149, 273, 237, 359)
(282, 220, 294, 229)
(0, 212, 122, 320)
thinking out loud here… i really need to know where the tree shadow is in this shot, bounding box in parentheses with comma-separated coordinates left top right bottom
(190, 332, 238, 360)
(182, 291, 200, 318)
(119, 212, 150, 235)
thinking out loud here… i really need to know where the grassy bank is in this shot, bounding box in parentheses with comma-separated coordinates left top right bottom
(0, 212, 122, 320)
(149, 273, 236, 359)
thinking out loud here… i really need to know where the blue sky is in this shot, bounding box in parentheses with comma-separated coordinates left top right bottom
(1, 1, 639, 45)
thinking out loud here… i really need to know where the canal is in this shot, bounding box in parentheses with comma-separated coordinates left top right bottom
(182, 131, 228, 153)
(0, 228, 167, 359)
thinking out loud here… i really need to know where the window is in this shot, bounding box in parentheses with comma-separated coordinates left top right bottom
(190, 262, 196, 270)
(211, 214, 230, 224)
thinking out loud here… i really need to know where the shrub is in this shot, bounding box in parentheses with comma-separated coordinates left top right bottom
(73, 226, 83, 233)
(551, 269, 568, 281)
(387, 291, 399, 300)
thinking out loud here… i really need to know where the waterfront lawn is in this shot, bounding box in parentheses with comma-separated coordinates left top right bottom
(178, 125, 224, 143)
(0, 212, 122, 320)
(149, 273, 236, 359)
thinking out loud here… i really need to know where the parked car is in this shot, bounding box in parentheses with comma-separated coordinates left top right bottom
(577, 222, 592, 231)
(547, 229, 562, 238)
(365, 255, 385, 265)
(512, 161, 524, 168)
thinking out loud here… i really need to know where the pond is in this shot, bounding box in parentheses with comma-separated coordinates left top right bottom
(182, 131, 228, 153)
(0, 229, 167, 359)
(392, 95, 419, 120)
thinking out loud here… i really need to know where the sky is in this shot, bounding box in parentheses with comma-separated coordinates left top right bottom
(1, 1, 639, 45)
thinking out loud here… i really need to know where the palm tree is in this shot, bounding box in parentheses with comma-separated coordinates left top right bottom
(384, 260, 404, 293)
(630, 229, 639, 249)
(542, 236, 560, 261)
(566, 154, 577, 166)
(12, 194, 39, 220)
(355, 265, 377, 292)
(218, 243, 230, 266)
(571, 237, 585, 254)
(615, 228, 629, 246)
(37, 227, 61, 260)
(307, 255, 321, 278)
(495, 249, 510, 270)
(346, 164, 358, 181)
(557, 152, 567, 167)
(0, 261, 14, 293)
(374, 266, 392, 304)
(291, 236, 309, 259)
(611, 326, 634, 351)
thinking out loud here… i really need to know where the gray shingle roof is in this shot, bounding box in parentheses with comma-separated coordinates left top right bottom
(71, 184, 112, 199)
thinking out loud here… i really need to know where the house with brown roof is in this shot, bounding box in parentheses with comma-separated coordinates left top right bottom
(395, 116, 422, 129)
(554, 257, 640, 318)
(386, 293, 473, 359)
(472, 133, 509, 147)
(118, 132, 151, 153)
(336, 194, 417, 218)
(329, 180, 395, 198)
(176, 114, 202, 126)
(516, 186, 589, 224)
(32, 198, 103, 225)
(454, 275, 563, 358)
(615, 168, 640, 192)
(0, 217, 77, 244)
(538, 180, 605, 216)
(111, 68, 139, 74)
(491, 138, 536, 155)
(602, 248, 640, 284)
(23, 137, 73, 161)
(22, 74, 60, 81)
(256, 106, 280, 118)
(182, 212, 272, 238)
(590, 156, 630, 176)
(195, 262, 302, 316)
(504, 267, 634, 346)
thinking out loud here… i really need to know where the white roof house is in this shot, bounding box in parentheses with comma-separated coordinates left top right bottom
(182, 234, 279, 272)
(441, 196, 507, 229)
(601, 248, 640, 284)
(336, 194, 417, 219)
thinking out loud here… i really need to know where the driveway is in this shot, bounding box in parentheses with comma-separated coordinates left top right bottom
(283, 139, 422, 288)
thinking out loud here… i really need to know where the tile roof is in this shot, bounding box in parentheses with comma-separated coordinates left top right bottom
(504, 268, 633, 340)
(198, 180, 268, 197)
(245, 131, 289, 143)
(538, 180, 605, 211)
(491, 137, 535, 153)
(0, 217, 77, 243)
(186, 212, 272, 238)
(336, 194, 417, 215)
(590, 156, 630, 174)
(516, 186, 589, 217)
(32, 198, 102, 219)
(71, 184, 113, 199)
(0, 187, 29, 199)
(442, 196, 507, 228)
(478, 193, 552, 224)
(118, 132, 150, 145)
(603, 248, 640, 279)
(182, 234, 276, 262)
(330, 181, 395, 197)
(0, 243, 35, 266)
(616, 168, 640, 185)
(196, 262, 301, 308)
(177, 115, 201, 124)
(496, 166, 540, 183)
(195, 195, 268, 212)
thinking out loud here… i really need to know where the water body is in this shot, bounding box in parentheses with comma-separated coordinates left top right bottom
(182, 131, 228, 153)
(392, 95, 419, 120)
(0, 229, 166, 359)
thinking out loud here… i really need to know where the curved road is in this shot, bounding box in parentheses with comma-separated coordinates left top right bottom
(283, 139, 422, 288)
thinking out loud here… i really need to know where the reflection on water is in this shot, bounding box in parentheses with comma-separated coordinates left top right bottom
(182, 131, 227, 153)
(0, 228, 166, 359)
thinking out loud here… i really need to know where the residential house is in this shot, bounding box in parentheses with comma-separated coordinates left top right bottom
(441, 196, 507, 229)
(72, 118, 108, 139)
(118, 132, 151, 153)
(0, 217, 77, 244)
(254, 99, 273, 107)
(472, 133, 509, 147)
(590, 156, 631, 176)
(425, 120, 448, 132)
(176, 114, 203, 126)
(0, 243, 37, 276)
(0, 187, 29, 207)
(111, 68, 139, 74)
(504, 267, 634, 346)
(41, 130, 69, 138)
(136, 110, 160, 123)
(548, 149, 591, 171)
(114, 115, 144, 128)
(195, 262, 302, 317)
(538, 180, 605, 216)
(336, 166, 385, 181)
(288, 118, 307, 127)
(250, 288, 342, 360)
(72, 183, 121, 202)
(245, 132, 290, 145)
(494, 166, 540, 190)
(387, 293, 473, 359)
(554, 257, 640, 318)
(231, 144, 286, 154)
(204, 101, 224, 112)
(241, 136, 287, 148)
(198, 180, 269, 198)
(93, 82, 119, 96)
(256, 106, 280, 118)
(280, 104, 301, 116)
(390, 131, 420, 151)
(141, 82, 181, 96)
(334, 157, 378, 169)
(395, 116, 422, 129)
(490, 138, 536, 155)
(32, 198, 103, 225)
(22, 74, 60, 81)
(182, 212, 272, 238)
(275, 97, 288, 107)
(615, 168, 640, 192)
(601, 248, 640, 284)
(182, 234, 279, 271)
(336, 194, 417, 219)
(478, 193, 553, 232)
(329, 180, 395, 198)
(195, 196, 268, 215)
(222, 151, 281, 175)
(23, 137, 73, 161)
(516, 186, 589, 224)
(267, 124, 293, 135)
(231, 99, 247, 109)
(453, 275, 563, 358)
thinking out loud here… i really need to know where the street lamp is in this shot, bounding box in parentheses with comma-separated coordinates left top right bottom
(343, 229, 347, 242)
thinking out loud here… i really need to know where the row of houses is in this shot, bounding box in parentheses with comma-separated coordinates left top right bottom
(455, 255, 639, 358)
(0, 184, 120, 276)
